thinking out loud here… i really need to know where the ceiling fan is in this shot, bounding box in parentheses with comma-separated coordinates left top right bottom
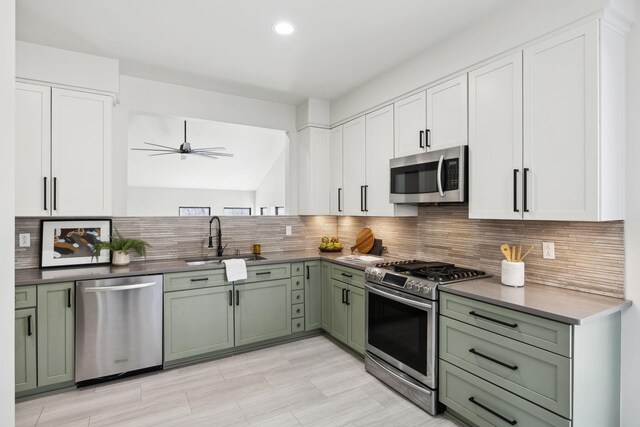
(131, 120, 234, 160)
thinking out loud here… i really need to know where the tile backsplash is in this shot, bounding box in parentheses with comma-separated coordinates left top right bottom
(16, 205, 624, 298)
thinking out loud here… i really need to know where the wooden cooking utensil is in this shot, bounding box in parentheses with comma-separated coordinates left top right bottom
(500, 244, 512, 261)
(520, 245, 535, 261)
(511, 246, 516, 262)
(517, 245, 522, 262)
(351, 227, 375, 254)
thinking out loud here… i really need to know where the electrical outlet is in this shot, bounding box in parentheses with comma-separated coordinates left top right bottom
(286, 226, 292, 236)
(542, 242, 555, 260)
(19, 233, 31, 248)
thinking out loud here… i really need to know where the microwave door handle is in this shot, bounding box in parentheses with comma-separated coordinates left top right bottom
(436, 155, 445, 197)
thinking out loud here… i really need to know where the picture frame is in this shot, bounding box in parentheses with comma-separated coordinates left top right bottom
(40, 219, 112, 268)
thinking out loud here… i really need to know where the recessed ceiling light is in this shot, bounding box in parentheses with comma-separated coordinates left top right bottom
(273, 21, 295, 36)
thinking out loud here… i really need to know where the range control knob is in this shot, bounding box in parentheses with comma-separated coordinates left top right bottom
(407, 282, 414, 290)
(415, 284, 423, 292)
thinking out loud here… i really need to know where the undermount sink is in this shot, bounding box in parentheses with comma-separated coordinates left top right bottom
(184, 254, 266, 266)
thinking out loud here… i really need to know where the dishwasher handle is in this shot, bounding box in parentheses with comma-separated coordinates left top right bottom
(83, 282, 158, 292)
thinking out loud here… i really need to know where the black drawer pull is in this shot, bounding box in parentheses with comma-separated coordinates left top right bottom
(341, 273, 353, 278)
(236, 290, 240, 306)
(190, 277, 209, 282)
(27, 315, 33, 336)
(306, 266, 310, 280)
(341, 288, 347, 304)
(256, 271, 271, 276)
(228, 290, 233, 306)
(468, 397, 517, 425)
(296, 308, 301, 314)
(469, 348, 518, 370)
(67, 289, 71, 308)
(297, 322, 301, 328)
(346, 289, 351, 305)
(296, 294, 301, 300)
(469, 311, 518, 328)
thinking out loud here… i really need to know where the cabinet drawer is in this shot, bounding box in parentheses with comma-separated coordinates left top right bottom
(331, 265, 365, 288)
(440, 316, 571, 418)
(239, 263, 291, 283)
(440, 360, 571, 427)
(440, 292, 572, 357)
(15, 286, 37, 309)
(292, 290, 304, 304)
(292, 303, 304, 319)
(291, 263, 304, 277)
(292, 277, 304, 290)
(164, 270, 228, 292)
(292, 318, 305, 333)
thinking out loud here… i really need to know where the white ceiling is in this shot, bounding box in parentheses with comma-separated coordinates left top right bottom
(16, 0, 512, 105)
(128, 113, 286, 191)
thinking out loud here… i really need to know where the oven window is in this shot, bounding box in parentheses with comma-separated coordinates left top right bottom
(390, 159, 459, 194)
(368, 292, 428, 376)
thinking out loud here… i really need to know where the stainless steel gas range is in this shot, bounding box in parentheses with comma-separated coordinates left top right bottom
(364, 260, 488, 415)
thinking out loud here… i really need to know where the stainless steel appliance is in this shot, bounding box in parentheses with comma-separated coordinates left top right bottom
(364, 260, 487, 414)
(75, 275, 163, 383)
(389, 146, 467, 204)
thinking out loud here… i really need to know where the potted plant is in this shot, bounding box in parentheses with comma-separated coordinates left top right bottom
(92, 229, 150, 266)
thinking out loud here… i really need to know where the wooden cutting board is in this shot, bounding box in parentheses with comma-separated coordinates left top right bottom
(351, 228, 375, 254)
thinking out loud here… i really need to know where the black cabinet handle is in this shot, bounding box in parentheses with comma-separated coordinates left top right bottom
(364, 185, 368, 212)
(469, 348, 518, 370)
(296, 294, 301, 300)
(297, 322, 301, 328)
(190, 277, 209, 282)
(360, 186, 365, 212)
(43, 177, 48, 210)
(523, 168, 529, 213)
(256, 271, 271, 276)
(345, 289, 351, 305)
(469, 311, 518, 328)
(235, 290, 239, 306)
(306, 266, 310, 280)
(513, 169, 519, 212)
(468, 397, 517, 425)
(341, 288, 347, 304)
(228, 290, 233, 306)
(426, 129, 431, 148)
(27, 315, 32, 336)
(67, 289, 71, 308)
(341, 273, 353, 278)
(53, 177, 58, 210)
(338, 188, 342, 212)
(296, 308, 301, 314)
(419, 130, 425, 149)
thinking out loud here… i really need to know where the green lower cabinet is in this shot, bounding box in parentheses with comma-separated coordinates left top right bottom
(346, 285, 365, 354)
(235, 279, 292, 347)
(37, 283, 74, 387)
(15, 309, 37, 393)
(304, 261, 322, 331)
(164, 285, 235, 362)
(321, 262, 332, 331)
(330, 279, 349, 344)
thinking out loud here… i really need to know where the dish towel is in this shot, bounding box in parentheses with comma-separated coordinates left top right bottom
(222, 259, 248, 282)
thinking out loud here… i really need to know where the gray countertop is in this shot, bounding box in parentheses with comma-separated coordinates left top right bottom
(440, 277, 631, 325)
(14, 250, 388, 286)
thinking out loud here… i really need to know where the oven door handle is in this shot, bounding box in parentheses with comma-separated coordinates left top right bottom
(436, 154, 445, 197)
(365, 283, 433, 311)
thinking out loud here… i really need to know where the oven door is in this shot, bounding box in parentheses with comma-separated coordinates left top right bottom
(365, 282, 437, 389)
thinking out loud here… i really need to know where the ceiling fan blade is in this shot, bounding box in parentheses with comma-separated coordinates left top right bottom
(149, 152, 179, 157)
(193, 150, 233, 157)
(131, 148, 178, 152)
(144, 142, 179, 150)
(192, 152, 219, 160)
(195, 147, 226, 151)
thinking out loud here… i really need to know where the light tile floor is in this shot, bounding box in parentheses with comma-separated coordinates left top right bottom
(16, 336, 466, 426)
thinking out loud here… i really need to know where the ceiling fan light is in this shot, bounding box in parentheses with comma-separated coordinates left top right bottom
(273, 21, 295, 36)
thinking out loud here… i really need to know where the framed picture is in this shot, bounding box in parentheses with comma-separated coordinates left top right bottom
(40, 219, 112, 268)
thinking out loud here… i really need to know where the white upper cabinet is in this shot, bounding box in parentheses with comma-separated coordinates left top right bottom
(470, 20, 624, 221)
(426, 74, 468, 151)
(15, 85, 112, 217)
(298, 127, 330, 215)
(393, 92, 427, 158)
(365, 106, 395, 216)
(329, 126, 344, 215)
(51, 88, 112, 216)
(15, 83, 51, 216)
(342, 117, 366, 216)
(468, 53, 523, 220)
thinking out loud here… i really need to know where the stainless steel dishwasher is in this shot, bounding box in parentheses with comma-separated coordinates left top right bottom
(75, 275, 163, 383)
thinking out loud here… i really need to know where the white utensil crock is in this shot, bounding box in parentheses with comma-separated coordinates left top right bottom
(501, 260, 525, 287)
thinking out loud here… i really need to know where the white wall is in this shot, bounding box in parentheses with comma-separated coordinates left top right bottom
(255, 150, 286, 213)
(330, 0, 611, 124)
(621, 1, 640, 424)
(127, 187, 255, 216)
(0, 0, 15, 423)
(113, 76, 298, 215)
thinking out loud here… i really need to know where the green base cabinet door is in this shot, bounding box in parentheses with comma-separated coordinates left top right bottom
(304, 261, 322, 331)
(15, 309, 37, 392)
(164, 285, 235, 362)
(330, 279, 348, 344)
(235, 279, 292, 347)
(321, 262, 332, 331)
(347, 285, 365, 354)
(37, 283, 74, 387)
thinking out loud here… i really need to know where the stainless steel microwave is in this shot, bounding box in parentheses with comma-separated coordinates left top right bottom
(389, 146, 467, 204)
